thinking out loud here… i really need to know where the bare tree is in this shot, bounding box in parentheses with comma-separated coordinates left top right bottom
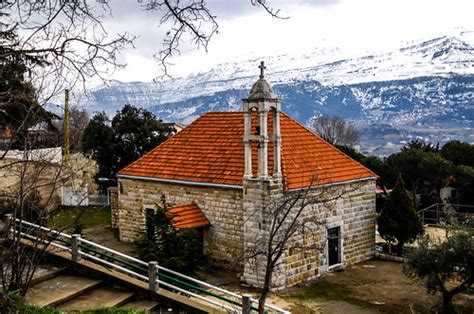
(1, 137, 95, 294)
(310, 115, 359, 147)
(1, 1, 285, 156)
(242, 178, 362, 313)
(1, 1, 284, 98)
(0, 0, 287, 299)
(52, 106, 90, 153)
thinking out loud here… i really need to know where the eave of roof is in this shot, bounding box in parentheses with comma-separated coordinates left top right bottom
(117, 173, 242, 189)
(117, 173, 376, 191)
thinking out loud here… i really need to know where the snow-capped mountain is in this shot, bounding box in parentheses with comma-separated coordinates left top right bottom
(84, 33, 474, 155)
(88, 34, 473, 111)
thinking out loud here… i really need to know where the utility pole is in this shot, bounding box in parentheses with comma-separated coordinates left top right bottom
(64, 89, 70, 161)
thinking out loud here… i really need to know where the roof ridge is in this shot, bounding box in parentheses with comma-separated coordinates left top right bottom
(281, 112, 377, 178)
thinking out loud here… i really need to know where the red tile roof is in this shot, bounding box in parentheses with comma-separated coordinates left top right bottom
(168, 203, 209, 230)
(118, 112, 376, 190)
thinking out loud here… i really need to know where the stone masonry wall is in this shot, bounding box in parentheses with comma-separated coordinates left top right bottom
(283, 179, 376, 288)
(108, 187, 119, 228)
(117, 178, 244, 269)
(241, 176, 284, 288)
(241, 179, 376, 289)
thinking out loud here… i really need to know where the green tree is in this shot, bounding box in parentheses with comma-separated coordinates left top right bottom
(81, 112, 115, 180)
(419, 152, 453, 201)
(0, 37, 56, 149)
(405, 231, 473, 313)
(402, 139, 439, 153)
(111, 104, 173, 173)
(377, 175, 423, 253)
(451, 165, 474, 205)
(0, 61, 40, 128)
(81, 105, 173, 184)
(441, 140, 474, 168)
(136, 196, 207, 276)
(386, 148, 453, 208)
(386, 148, 425, 207)
(334, 144, 365, 162)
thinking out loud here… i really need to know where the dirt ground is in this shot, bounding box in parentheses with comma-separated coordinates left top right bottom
(82, 225, 137, 257)
(302, 260, 439, 313)
(376, 226, 447, 244)
(198, 260, 438, 314)
(202, 259, 473, 313)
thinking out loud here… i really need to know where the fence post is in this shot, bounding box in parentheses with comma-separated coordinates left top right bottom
(3, 214, 13, 240)
(148, 261, 158, 291)
(242, 294, 252, 314)
(436, 204, 439, 224)
(71, 234, 81, 262)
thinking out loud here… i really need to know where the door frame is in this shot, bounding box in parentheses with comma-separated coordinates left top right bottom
(326, 221, 344, 270)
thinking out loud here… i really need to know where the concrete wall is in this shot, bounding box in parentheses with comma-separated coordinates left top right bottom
(117, 178, 245, 269)
(0, 152, 99, 211)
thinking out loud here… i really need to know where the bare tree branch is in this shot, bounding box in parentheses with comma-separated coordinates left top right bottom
(251, 0, 289, 19)
(311, 115, 360, 147)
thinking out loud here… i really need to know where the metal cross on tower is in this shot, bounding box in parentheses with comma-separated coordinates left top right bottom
(259, 61, 266, 78)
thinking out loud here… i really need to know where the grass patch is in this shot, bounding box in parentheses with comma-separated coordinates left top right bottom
(48, 205, 111, 232)
(283, 281, 400, 314)
(22, 304, 150, 314)
(1, 292, 149, 314)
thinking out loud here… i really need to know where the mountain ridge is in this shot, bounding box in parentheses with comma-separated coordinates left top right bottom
(87, 34, 473, 113)
(76, 34, 473, 155)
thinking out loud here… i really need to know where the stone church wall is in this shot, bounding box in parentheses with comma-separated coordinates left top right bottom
(283, 179, 376, 288)
(117, 178, 245, 269)
(241, 179, 376, 289)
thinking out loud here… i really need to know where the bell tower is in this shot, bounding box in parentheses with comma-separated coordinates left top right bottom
(242, 62, 284, 288)
(242, 61, 282, 182)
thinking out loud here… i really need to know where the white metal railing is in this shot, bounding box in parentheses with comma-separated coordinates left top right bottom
(3, 214, 290, 314)
(417, 203, 474, 226)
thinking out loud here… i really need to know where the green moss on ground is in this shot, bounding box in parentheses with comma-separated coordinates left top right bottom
(48, 205, 111, 232)
(18, 305, 149, 314)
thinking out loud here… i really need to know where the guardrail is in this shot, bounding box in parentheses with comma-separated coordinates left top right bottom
(417, 203, 474, 226)
(3, 214, 290, 314)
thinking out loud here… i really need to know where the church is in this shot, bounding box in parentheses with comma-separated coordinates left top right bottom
(113, 63, 377, 289)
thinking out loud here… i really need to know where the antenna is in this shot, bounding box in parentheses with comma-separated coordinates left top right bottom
(64, 89, 70, 161)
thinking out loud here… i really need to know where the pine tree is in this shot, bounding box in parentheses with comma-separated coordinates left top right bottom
(135, 195, 207, 276)
(377, 175, 423, 254)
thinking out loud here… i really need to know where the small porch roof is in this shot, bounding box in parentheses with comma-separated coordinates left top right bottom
(168, 203, 210, 230)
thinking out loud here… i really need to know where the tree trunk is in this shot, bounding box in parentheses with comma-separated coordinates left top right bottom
(442, 291, 455, 314)
(396, 241, 404, 256)
(258, 285, 269, 314)
(258, 260, 274, 314)
(442, 282, 470, 314)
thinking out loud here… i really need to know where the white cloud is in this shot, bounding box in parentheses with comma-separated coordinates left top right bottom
(107, 0, 474, 82)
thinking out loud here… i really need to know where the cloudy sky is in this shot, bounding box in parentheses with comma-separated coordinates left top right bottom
(105, 0, 474, 82)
